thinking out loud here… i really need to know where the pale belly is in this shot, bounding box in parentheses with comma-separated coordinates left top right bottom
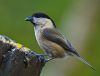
(35, 30, 65, 58)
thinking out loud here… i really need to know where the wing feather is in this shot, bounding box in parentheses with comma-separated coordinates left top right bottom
(42, 28, 79, 56)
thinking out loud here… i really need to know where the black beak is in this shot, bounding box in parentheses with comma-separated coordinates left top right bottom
(25, 16, 33, 21)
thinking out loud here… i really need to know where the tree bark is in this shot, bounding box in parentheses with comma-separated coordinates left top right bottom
(0, 35, 46, 76)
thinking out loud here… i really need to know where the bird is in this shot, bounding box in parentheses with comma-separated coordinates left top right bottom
(25, 12, 95, 70)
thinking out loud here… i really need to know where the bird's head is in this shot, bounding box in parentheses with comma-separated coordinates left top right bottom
(25, 12, 56, 28)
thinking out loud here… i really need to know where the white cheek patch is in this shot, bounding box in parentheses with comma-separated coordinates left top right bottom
(40, 18, 47, 24)
(33, 17, 47, 25)
(33, 17, 38, 23)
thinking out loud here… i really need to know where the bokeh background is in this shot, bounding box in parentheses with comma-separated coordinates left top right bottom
(0, 0, 100, 76)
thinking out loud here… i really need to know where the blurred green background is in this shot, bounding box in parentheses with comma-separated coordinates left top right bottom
(0, 0, 100, 76)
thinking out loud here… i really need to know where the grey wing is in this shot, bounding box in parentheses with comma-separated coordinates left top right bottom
(42, 28, 79, 56)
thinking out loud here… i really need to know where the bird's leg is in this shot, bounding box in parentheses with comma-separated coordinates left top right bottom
(35, 54, 49, 56)
(37, 55, 51, 62)
(35, 53, 52, 62)
(27, 51, 48, 57)
(25, 51, 52, 62)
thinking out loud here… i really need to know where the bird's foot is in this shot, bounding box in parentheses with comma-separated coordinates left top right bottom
(25, 51, 51, 62)
(36, 54, 52, 62)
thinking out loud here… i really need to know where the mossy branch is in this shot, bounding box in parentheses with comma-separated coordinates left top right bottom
(0, 35, 46, 76)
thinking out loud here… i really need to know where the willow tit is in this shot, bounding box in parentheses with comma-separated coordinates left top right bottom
(25, 12, 95, 70)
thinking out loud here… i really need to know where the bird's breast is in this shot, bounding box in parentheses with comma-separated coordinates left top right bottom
(34, 29, 65, 58)
(34, 29, 43, 46)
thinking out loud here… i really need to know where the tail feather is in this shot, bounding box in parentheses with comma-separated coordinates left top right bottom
(74, 55, 95, 71)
